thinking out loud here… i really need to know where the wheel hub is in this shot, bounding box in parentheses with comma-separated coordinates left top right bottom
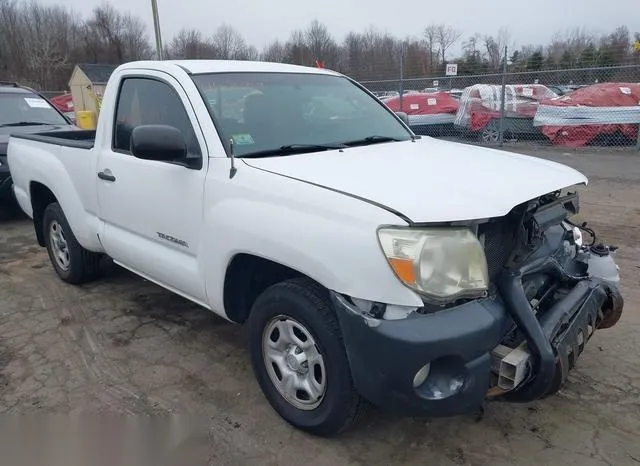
(285, 345, 308, 374)
(49, 220, 70, 271)
(262, 316, 327, 410)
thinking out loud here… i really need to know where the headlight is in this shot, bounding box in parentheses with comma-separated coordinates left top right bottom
(377, 227, 489, 304)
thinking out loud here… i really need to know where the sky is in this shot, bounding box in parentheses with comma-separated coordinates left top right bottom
(37, 0, 640, 55)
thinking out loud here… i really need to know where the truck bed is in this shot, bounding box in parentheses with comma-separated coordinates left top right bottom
(10, 129, 96, 149)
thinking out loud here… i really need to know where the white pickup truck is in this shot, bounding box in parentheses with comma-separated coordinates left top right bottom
(7, 60, 624, 436)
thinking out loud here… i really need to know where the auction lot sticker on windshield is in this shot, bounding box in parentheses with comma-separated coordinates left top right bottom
(232, 134, 255, 145)
(24, 97, 51, 108)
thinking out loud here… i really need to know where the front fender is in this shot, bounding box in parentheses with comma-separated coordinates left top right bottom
(200, 166, 424, 315)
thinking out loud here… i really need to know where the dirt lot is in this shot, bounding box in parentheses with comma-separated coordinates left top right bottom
(1, 148, 639, 465)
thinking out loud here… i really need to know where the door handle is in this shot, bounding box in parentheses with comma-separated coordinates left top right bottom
(98, 170, 116, 182)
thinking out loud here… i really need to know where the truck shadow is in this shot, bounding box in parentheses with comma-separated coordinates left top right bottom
(89, 256, 245, 351)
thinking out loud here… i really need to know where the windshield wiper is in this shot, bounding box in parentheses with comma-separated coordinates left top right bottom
(241, 143, 346, 158)
(0, 121, 52, 128)
(341, 135, 408, 147)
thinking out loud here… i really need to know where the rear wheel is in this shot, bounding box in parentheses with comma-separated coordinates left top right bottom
(248, 278, 363, 436)
(43, 202, 101, 284)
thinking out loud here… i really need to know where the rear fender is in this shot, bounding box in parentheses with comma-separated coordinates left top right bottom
(8, 138, 103, 252)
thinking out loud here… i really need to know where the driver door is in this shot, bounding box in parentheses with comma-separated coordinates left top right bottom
(96, 73, 208, 303)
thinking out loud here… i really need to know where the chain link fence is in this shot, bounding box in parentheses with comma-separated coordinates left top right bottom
(361, 64, 640, 150)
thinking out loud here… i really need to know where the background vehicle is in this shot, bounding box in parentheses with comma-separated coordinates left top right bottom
(7, 60, 624, 436)
(0, 81, 75, 209)
(534, 83, 640, 147)
(382, 91, 459, 136)
(546, 84, 587, 96)
(454, 84, 558, 142)
(49, 93, 76, 124)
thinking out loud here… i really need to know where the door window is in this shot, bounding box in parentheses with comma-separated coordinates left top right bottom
(112, 77, 201, 158)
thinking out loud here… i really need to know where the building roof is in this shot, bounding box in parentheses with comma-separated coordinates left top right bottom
(77, 63, 118, 84)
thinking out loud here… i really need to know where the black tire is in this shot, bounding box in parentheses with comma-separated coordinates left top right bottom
(248, 278, 363, 436)
(42, 202, 101, 284)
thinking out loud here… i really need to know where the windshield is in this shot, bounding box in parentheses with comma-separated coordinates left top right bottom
(191, 72, 412, 157)
(0, 93, 68, 126)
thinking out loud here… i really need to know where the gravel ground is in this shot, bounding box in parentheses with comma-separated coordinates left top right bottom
(0, 147, 639, 465)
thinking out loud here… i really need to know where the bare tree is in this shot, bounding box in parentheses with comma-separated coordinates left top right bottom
(305, 20, 339, 67)
(261, 40, 287, 63)
(0, 0, 25, 80)
(211, 24, 254, 60)
(1, 0, 638, 91)
(460, 33, 485, 73)
(26, 5, 71, 89)
(602, 25, 631, 63)
(484, 29, 512, 71)
(423, 24, 440, 72)
(285, 29, 309, 65)
(342, 32, 364, 77)
(169, 29, 215, 59)
(86, 4, 125, 62)
(120, 14, 153, 60)
(3, 2, 83, 89)
(435, 24, 462, 64)
(243, 45, 259, 61)
(463, 34, 482, 60)
(82, 4, 152, 63)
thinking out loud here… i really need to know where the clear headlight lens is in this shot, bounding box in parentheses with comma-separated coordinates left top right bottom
(378, 227, 489, 304)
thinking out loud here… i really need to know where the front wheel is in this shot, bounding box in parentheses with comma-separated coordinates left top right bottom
(248, 278, 363, 436)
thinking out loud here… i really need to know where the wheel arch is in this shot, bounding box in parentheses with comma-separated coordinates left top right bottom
(223, 253, 327, 324)
(30, 181, 58, 246)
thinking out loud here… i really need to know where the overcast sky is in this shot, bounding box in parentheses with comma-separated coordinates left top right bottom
(38, 0, 640, 54)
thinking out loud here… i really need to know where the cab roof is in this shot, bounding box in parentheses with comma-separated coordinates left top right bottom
(116, 60, 343, 77)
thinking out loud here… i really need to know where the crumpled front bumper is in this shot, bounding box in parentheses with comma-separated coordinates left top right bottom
(332, 292, 511, 417)
(331, 273, 623, 418)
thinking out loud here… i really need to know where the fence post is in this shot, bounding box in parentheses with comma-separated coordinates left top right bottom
(498, 45, 507, 147)
(399, 43, 405, 112)
(636, 124, 640, 152)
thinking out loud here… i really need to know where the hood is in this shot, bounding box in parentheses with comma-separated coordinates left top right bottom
(242, 137, 587, 223)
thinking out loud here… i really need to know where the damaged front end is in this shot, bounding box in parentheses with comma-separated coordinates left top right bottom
(482, 186, 624, 401)
(329, 185, 624, 418)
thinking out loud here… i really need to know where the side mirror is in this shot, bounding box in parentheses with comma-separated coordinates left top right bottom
(395, 111, 410, 125)
(130, 124, 186, 162)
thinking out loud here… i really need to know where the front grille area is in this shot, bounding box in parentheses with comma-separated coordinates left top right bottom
(478, 217, 518, 280)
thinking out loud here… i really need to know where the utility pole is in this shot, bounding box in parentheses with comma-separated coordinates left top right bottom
(399, 42, 406, 112)
(151, 0, 164, 60)
(498, 45, 507, 146)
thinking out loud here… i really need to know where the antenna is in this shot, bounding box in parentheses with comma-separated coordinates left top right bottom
(229, 138, 237, 179)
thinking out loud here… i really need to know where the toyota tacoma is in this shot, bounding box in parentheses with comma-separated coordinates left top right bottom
(7, 60, 624, 436)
